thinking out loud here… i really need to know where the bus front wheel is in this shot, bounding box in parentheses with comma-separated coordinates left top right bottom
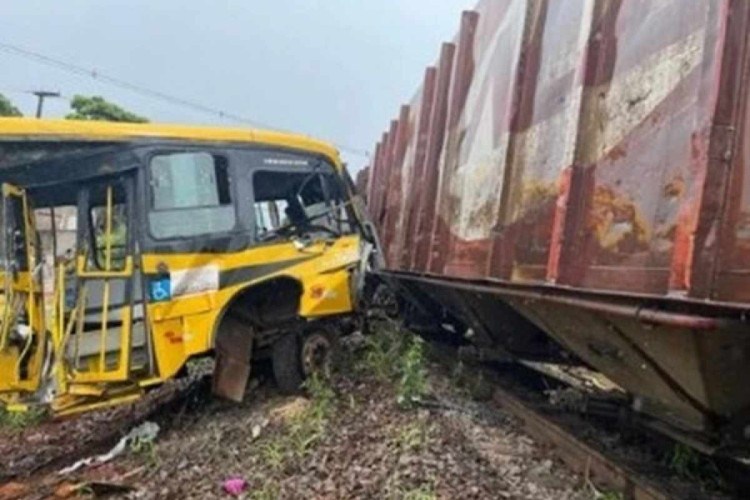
(272, 329, 337, 394)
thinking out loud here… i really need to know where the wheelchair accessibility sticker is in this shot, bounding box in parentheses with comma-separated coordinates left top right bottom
(149, 266, 219, 302)
(149, 276, 172, 302)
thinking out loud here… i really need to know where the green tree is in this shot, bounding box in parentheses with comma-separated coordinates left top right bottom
(0, 93, 22, 117)
(66, 95, 148, 123)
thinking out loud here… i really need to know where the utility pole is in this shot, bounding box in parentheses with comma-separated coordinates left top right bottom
(32, 90, 61, 262)
(32, 90, 60, 118)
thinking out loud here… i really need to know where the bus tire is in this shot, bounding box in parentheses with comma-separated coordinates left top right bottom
(272, 329, 338, 394)
(272, 333, 304, 394)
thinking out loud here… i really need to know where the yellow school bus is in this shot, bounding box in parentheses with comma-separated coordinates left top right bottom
(0, 118, 374, 415)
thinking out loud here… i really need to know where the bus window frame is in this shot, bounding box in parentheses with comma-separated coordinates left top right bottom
(248, 159, 352, 243)
(143, 148, 240, 243)
(78, 175, 136, 273)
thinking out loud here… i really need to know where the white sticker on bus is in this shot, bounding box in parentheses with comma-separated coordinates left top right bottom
(170, 265, 220, 297)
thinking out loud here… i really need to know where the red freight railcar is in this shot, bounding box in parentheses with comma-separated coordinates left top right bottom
(367, 0, 750, 453)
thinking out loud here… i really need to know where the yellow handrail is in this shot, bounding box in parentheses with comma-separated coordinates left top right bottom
(73, 283, 87, 370)
(0, 277, 15, 351)
(98, 186, 113, 373)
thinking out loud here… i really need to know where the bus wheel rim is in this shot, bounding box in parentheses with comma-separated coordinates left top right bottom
(301, 334, 331, 377)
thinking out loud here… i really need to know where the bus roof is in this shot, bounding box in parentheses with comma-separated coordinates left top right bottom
(0, 118, 341, 163)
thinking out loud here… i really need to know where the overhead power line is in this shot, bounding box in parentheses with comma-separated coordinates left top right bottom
(0, 41, 370, 158)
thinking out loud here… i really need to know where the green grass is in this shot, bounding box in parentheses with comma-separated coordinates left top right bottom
(584, 478, 624, 500)
(360, 321, 403, 380)
(247, 482, 280, 500)
(259, 374, 336, 470)
(360, 322, 429, 408)
(662, 442, 723, 489)
(259, 440, 286, 471)
(665, 443, 701, 479)
(287, 374, 335, 457)
(595, 491, 624, 500)
(400, 484, 437, 500)
(396, 335, 428, 409)
(129, 434, 159, 467)
(0, 405, 47, 430)
(392, 420, 431, 453)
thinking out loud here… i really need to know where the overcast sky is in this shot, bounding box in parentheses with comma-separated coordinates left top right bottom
(0, 0, 474, 171)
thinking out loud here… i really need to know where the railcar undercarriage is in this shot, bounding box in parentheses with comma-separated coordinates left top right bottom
(383, 272, 750, 457)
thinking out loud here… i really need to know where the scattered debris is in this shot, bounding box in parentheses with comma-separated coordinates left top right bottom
(58, 421, 159, 475)
(0, 481, 29, 499)
(222, 477, 248, 496)
(546, 387, 589, 413)
(0, 376, 196, 481)
(269, 397, 310, 425)
(54, 480, 136, 498)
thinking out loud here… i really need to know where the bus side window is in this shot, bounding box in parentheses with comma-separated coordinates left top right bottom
(88, 184, 128, 271)
(252, 169, 353, 241)
(148, 152, 236, 240)
(35, 206, 77, 295)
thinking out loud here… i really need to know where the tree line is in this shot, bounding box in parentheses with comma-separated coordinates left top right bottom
(0, 92, 148, 122)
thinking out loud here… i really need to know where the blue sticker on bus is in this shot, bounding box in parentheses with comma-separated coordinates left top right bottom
(149, 277, 171, 302)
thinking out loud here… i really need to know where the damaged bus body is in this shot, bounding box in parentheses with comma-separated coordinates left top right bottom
(0, 118, 371, 415)
(367, 0, 750, 455)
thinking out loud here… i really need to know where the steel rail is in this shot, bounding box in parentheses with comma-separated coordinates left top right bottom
(491, 383, 670, 500)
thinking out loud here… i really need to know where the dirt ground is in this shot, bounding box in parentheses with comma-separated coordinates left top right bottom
(0, 330, 596, 499)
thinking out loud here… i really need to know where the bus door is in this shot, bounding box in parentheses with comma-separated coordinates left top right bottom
(0, 184, 48, 395)
(63, 175, 150, 386)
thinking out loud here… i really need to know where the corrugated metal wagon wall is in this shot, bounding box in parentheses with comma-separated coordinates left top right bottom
(368, 0, 750, 308)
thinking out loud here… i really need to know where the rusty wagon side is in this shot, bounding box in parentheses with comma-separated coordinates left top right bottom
(366, 0, 750, 453)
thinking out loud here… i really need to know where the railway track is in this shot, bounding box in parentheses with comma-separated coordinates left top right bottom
(419, 333, 735, 500)
(490, 382, 668, 500)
